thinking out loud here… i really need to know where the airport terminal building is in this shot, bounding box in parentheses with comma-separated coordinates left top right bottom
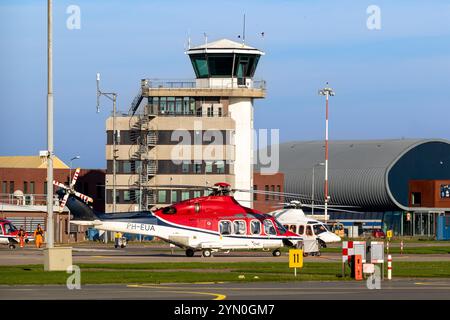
(278, 139, 450, 237)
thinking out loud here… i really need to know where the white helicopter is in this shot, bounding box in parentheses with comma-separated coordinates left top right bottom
(267, 201, 342, 248)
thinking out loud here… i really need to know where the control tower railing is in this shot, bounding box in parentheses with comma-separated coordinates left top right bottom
(141, 78, 266, 90)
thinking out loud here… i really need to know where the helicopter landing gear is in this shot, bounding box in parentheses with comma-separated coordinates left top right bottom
(185, 249, 195, 257)
(202, 249, 212, 257)
(8, 243, 16, 250)
(272, 249, 281, 257)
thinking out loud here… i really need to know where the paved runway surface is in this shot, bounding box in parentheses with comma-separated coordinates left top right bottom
(1, 279, 449, 300)
(1, 245, 449, 265)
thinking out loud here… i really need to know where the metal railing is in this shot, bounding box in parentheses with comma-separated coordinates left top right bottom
(141, 78, 266, 90)
(0, 193, 60, 206)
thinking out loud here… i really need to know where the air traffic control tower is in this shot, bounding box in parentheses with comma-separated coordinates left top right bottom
(106, 39, 265, 212)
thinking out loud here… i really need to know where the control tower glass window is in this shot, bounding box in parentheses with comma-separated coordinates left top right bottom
(208, 55, 233, 77)
(190, 53, 260, 78)
(192, 55, 209, 78)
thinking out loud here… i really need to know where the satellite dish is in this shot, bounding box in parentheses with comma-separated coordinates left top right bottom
(13, 190, 24, 198)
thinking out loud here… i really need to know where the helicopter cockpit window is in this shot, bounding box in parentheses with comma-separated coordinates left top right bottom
(313, 223, 328, 235)
(306, 225, 313, 236)
(263, 220, 277, 235)
(162, 206, 177, 214)
(219, 221, 232, 235)
(273, 219, 287, 235)
(4, 223, 15, 234)
(250, 220, 261, 235)
(233, 220, 246, 235)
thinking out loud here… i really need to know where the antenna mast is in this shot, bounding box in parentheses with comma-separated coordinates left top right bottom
(243, 14, 246, 45)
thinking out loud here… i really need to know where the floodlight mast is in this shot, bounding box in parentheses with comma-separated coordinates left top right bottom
(318, 83, 335, 223)
(96, 73, 117, 214)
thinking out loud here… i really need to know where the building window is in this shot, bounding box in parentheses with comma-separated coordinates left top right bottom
(181, 191, 190, 201)
(123, 161, 132, 174)
(30, 182, 35, 194)
(207, 106, 213, 117)
(158, 190, 167, 203)
(216, 161, 225, 174)
(217, 107, 223, 117)
(2, 181, 7, 194)
(411, 192, 422, 205)
(264, 185, 269, 201)
(171, 190, 177, 203)
(124, 191, 131, 202)
(9, 181, 14, 194)
(23, 182, 28, 194)
(277, 185, 281, 200)
(194, 163, 202, 174)
(44, 182, 47, 194)
(253, 185, 258, 201)
(271, 185, 275, 200)
(182, 162, 190, 173)
(205, 161, 213, 173)
(440, 184, 450, 198)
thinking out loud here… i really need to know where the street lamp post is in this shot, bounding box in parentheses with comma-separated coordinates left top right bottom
(318, 83, 335, 223)
(68, 156, 80, 243)
(311, 162, 325, 216)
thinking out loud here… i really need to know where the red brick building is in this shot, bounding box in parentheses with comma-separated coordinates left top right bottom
(409, 180, 450, 208)
(0, 155, 105, 243)
(253, 172, 284, 213)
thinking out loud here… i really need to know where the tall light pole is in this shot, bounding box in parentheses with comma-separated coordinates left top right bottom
(311, 162, 325, 215)
(68, 156, 80, 243)
(318, 83, 335, 223)
(46, 0, 54, 248)
(96, 73, 117, 214)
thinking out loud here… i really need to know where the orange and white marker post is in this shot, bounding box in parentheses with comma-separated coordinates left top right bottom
(387, 254, 392, 280)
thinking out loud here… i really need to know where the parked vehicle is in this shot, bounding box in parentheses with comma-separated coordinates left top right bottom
(372, 229, 386, 238)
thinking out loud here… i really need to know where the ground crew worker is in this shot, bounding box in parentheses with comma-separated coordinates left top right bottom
(34, 224, 44, 248)
(18, 226, 26, 248)
(114, 231, 122, 248)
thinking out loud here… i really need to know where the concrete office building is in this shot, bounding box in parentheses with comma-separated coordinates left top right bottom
(105, 39, 266, 212)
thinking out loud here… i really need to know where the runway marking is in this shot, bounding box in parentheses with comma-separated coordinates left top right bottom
(415, 282, 450, 286)
(127, 284, 227, 300)
(72, 248, 114, 252)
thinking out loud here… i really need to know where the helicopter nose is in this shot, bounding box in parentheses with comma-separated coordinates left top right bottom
(321, 232, 341, 243)
(330, 232, 342, 242)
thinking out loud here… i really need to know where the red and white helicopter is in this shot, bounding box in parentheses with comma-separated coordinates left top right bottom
(53, 169, 303, 257)
(0, 219, 34, 249)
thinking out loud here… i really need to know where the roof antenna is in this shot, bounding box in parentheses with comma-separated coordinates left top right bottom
(203, 32, 208, 47)
(187, 29, 191, 50)
(242, 13, 246, 46)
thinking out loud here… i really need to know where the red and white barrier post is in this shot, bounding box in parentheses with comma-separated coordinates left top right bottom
(387, 254, 392, 280)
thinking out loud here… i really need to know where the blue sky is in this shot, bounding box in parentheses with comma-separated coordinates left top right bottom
(1, 0, 450, 168)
